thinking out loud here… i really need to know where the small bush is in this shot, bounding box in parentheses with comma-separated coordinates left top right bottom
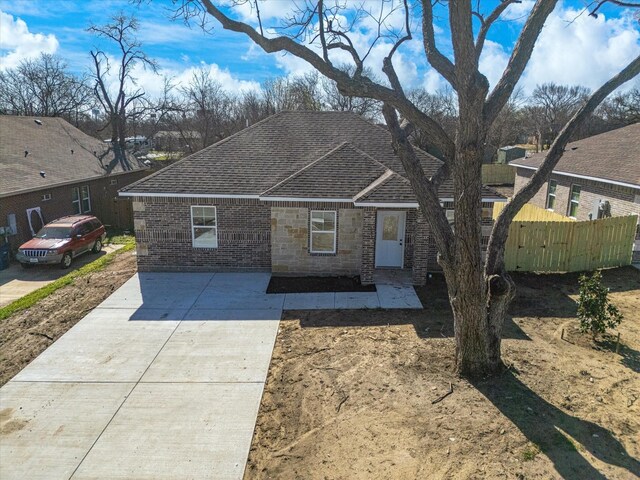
(577, 270, 623, 340)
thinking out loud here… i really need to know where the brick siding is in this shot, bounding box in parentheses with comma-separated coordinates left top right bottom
(133, 196, 501, 282)
(132, 196, 271, 272)
(515, 168, 640, 261)
(1, 170, 147, 251)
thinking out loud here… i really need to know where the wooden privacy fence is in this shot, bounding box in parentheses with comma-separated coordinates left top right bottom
(482, 164, 516, 185)
(503, 214, 638, 272)
(493, 202, 573, 222)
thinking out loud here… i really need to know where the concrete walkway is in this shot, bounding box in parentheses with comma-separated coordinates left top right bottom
(0, 271, 421, 480)
(0, 244, 123, 307)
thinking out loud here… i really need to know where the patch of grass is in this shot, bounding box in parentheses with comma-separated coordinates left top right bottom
(0, 243, 135, 321)
(105, 229, 135, 246)
(521, 443, 541, 461)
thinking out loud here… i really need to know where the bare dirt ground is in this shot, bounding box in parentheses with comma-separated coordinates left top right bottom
(0, 250, 137, 386)
(245, 267, 640, 480)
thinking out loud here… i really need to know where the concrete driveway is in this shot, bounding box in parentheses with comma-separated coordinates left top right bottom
(0, 244, 123, 307)
(0, 272, 283, 480)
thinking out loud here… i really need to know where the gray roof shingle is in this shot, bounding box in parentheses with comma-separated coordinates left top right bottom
(511, 123, 640, 188)
(122, 111, 503, 202)
(0, 115, 147, 197)
(262, 142, 389, 199)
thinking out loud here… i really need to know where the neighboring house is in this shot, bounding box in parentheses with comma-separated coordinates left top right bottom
(511, 123, 640, 261)
(120, 111, 504, 286)
(0, 115, 149, 249)
(152, 130, 201, 152)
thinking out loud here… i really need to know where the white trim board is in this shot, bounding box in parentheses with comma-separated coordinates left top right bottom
(511, 164, 640, 191)
(120, 192, 506, 205)
(119, 192, 260, 199)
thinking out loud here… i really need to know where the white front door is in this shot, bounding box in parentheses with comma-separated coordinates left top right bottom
(375, 211, 406, 268)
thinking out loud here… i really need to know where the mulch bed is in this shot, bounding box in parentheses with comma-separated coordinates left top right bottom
(266, 276, 376, 294)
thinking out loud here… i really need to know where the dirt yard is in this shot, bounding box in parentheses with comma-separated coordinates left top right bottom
(245, 267, 640, 480)
(0, 250, 137, 385)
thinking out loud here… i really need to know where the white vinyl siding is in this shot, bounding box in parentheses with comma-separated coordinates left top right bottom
(191, 206, 218, 248)
(310, 210, 336, 253)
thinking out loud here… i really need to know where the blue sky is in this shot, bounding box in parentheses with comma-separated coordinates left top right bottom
(1, 0, 639, 97)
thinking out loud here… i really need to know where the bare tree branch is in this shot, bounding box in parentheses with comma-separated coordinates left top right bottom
(421, 0, 457, 89)
(199, 0, 455, 160)
(475, 0, 522, 61)
(484, 0, 558, 125)
(382, 104, 454, 268)
(486, 54, 640, 275)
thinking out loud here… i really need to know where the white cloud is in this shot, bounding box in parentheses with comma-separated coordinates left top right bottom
(479, 39, 510, 88)
(519, 6, 640, 92)
(0, 10, 59, 69)
(124, 60, 261, 98)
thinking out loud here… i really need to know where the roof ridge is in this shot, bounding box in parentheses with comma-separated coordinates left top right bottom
(260, 141, 351, 195)
(121, 113, 288, 193)
(352, 169, 395, 202)
(352, 113, 446, 166)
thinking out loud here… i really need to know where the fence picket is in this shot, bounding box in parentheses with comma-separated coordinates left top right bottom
(502, 213, 637, 273)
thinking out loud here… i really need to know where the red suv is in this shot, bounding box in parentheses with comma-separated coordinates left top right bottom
(17, 215, 106, 269)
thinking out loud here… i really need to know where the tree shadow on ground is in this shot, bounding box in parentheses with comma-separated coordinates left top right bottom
(595, 337, 640, 374)
(416, 267, 640, 320)
(292, 308, 530, 340)
(473, 370, 640, 479)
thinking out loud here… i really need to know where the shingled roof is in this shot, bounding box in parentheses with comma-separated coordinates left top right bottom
(0, 115, 147, 197)
(121, 111, 502, 203)
(511, 123, 640, 189)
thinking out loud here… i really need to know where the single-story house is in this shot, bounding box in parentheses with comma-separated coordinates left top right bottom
(120, 111, 504, 285)
(511, 123, 640, 261)
(0, 115, 149, 249)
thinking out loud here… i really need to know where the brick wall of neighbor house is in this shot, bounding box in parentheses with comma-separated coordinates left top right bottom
(1, 171, 147, 250)
(271, 207, 363, 276)
(133, 196, 271, 272)
(514, 169, 640, 220)
(515, 168, 640, 262)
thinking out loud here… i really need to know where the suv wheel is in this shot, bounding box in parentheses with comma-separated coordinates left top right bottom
(92, 239, 103, 254)
(61, 252, 72, 269)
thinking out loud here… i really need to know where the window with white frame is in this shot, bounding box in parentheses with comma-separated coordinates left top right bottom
(310, 210, 336, 253)
(81, 185, 91, 212)
(546, 180, 557, 210)
(191, 206, 218, 248)
(72, 187, 81, 214)
(568, 184, 581, 218)
(72, 186, 91, 213)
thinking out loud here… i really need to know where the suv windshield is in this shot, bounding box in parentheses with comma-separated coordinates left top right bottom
(35, 226, 73, 239)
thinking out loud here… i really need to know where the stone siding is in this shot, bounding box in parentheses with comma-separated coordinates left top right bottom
(133, 197, 271, 272)
(271, 207, 363, 275)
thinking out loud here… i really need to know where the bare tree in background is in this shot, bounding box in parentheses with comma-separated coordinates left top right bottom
(0, 53, 93, 123)
(407, 87, 457, 157)
(598, 86, 640, 127)
(162, 0, 639, 377)
(178, 66, 236, 151)
(88, 14, 157, 170)
(525, 83, 591, 151)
